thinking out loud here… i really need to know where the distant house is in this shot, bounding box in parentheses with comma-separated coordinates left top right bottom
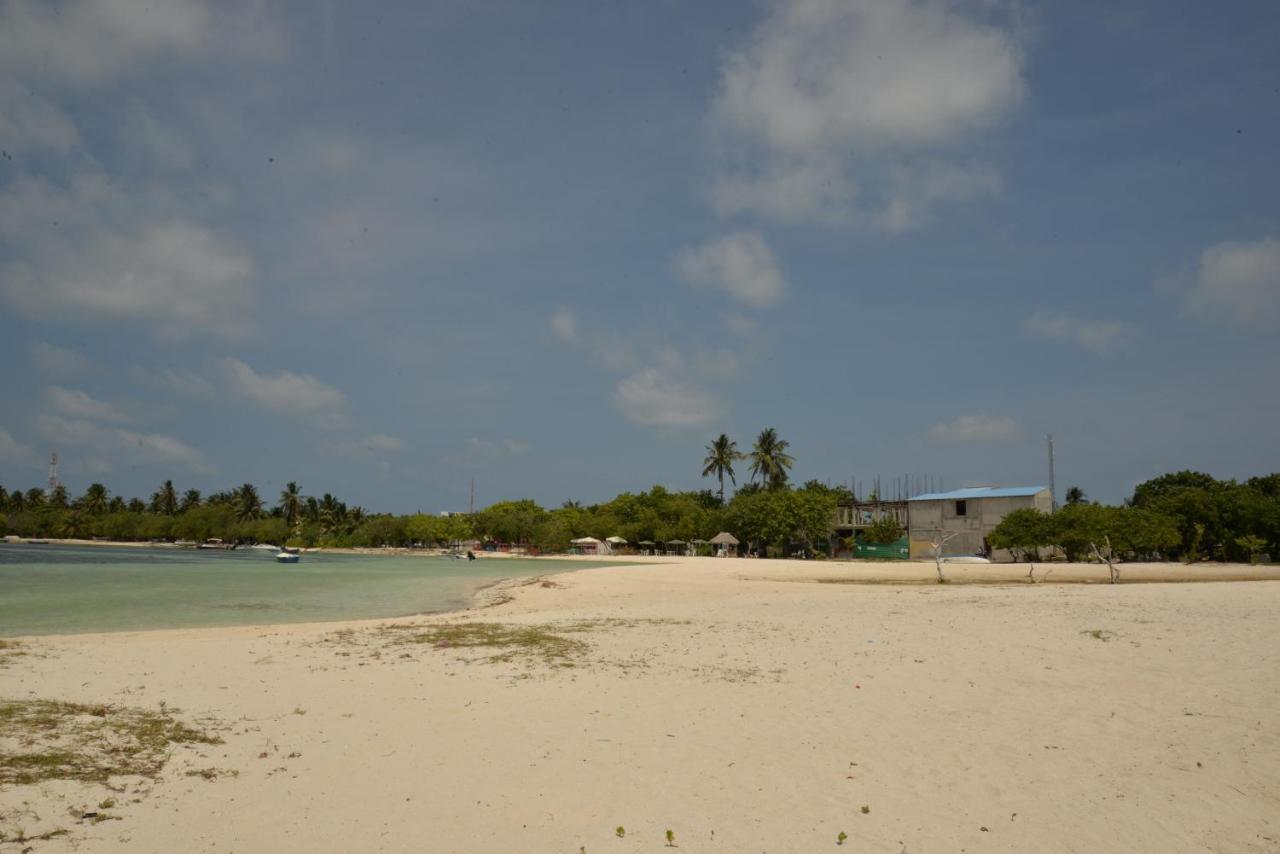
(906, 486, 1051, 559)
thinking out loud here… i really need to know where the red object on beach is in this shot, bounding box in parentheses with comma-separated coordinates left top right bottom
(855, 684, 861, 689)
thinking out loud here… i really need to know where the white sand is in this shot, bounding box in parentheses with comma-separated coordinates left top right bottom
(3, 558, 1278, 853)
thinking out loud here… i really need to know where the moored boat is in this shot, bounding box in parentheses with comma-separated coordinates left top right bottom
(275, 551, 301, 564)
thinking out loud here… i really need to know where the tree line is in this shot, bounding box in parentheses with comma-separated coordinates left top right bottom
(989, 471, 1279, 563)
(0, 427, 841, 554)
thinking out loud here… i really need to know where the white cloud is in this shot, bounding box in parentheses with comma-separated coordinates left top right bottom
(676, 231, 787, 308)
(0, 175, 257, 339)
(1025, 312, 1141, 355)
(550, 308, 578, 342)
(1176, 236, 1280, 327)
(614, 368, 721, 429)
(927, 414, 1020, 444)
(115, 429, 214, 472)
(129, 366, 216, 397)
(711, 0, 1024, 227)
(0, 427, 38, 466)
(0, 0, 277, 86)
(317, 433, 407, 460)
(30, 342, 91, 377)
(43, 385, 127, 422)
(34, 414, 211, 473)
(219, 358, 347, 423)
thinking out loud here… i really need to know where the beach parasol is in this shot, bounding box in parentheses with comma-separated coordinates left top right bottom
(709, 532, 739, 546)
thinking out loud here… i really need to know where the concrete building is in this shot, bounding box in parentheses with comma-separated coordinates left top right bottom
(906, 486, 1052, 559)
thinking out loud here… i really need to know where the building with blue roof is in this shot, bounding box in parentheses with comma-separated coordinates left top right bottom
(905, 485, 1052, 559)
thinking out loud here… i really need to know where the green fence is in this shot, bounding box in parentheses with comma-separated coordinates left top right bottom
(853, 537, 910, 560)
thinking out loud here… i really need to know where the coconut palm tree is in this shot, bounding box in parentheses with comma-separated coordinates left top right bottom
(702, 434, 743, 504)
(151, 480, 178, 516)
(8, 489, 26, 513)
(179, 489, 202, 513)
(48, 484, 69, 509)
(1065, 486, 1088, 506)
(127, 497, 146, 513)
(108, 496, 126, 514)
(234, 483, 264, 522)
(278, 482, 302, 527)
(25, 488, 47, 509)
(748, 427, 794, 491)
(80, 483, 109, 515)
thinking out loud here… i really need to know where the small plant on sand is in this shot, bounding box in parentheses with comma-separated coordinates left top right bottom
(666, 828, 677, 846)
(615, 826, 625, 838)
(837, 830, 848, 845)
(1090, 536, 1119, 584)
(860, 805, 870, 815)
(1081, 629, 1116, 642)
(929, 532, 959, 583)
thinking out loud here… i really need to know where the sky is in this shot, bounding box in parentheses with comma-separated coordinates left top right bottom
(1, 0, 1277, 513)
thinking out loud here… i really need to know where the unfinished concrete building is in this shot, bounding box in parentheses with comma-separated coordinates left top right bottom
(906, 486, 1052, 559)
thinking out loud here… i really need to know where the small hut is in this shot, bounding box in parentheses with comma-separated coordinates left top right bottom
(570, 536, 603, 555)
(709, 531, 740, 557)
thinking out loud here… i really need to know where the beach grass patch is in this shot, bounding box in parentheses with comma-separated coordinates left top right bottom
(1081, 629, 1117, 642)
(0, 639, 27, 668)
(383, 622, 590, 667)
(0, 699, 223, 786)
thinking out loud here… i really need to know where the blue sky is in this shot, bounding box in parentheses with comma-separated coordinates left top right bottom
(1, 0, 1277, 512)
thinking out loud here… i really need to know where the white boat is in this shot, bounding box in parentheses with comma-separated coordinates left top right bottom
(275, 551, 300, 564)
(941, 555, 992, 564)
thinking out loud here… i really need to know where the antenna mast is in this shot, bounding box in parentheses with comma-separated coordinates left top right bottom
(46, 451, 61, 496)
(1047, 434, 1057, 512)
(469, 478, 475, 515)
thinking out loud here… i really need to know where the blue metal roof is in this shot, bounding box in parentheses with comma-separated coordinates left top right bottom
(906, 486, 1047, 502)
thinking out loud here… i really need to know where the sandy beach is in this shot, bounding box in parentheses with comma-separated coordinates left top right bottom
(3, 556, 1278, 853)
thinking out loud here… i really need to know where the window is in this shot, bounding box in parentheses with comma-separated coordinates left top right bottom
(955, 500, 967, 517)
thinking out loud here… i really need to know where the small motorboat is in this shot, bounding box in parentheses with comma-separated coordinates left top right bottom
(275, 551, 301, 564)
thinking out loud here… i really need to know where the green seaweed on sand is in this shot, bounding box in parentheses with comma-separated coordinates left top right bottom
(0, 699, 222, 786)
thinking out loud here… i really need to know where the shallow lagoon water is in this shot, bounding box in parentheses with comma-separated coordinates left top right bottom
(0, 543, 616, 636)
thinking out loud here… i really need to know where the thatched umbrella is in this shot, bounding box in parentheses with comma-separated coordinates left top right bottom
(709, 532, 740, 546)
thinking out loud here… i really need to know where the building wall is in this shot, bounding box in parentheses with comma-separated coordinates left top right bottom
(907, 489, 1051, 558)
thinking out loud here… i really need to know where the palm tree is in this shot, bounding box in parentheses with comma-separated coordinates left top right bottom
(318, 493, 344, 533)
(48, 484, 69, 509)
(127, 497, 146, 513)
(234, 483, 263, 522)
(1065, 486, 1088, 506)
(25, 488, 46, 509)
(151, 480, 178, 516)
(8, 489, 27, 513)
(748, 427, 794, 491)
(108, 496, 126, 514)
(702, 434, 743, 504)
(179, 489, 202, 513)
(278, 482, 302, 527)
(302, 495, 320, 524)
(79, 483, 109, 515)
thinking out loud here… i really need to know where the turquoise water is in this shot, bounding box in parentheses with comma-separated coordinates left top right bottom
(0, 543, 615, 637)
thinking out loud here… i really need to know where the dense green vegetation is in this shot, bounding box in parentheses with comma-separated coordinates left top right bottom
(0, 478, 839, 556)
(989, 471, 1279, 563)
(4, 434, 1274, 562)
